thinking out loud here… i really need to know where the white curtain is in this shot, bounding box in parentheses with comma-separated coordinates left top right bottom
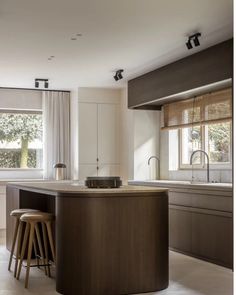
(42, 91, 71, 179)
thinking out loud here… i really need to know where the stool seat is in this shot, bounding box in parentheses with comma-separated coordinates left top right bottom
(20, 212, 54, 222)
(10, 209, 39, 217)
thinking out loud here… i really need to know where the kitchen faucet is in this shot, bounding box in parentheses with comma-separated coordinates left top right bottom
(148, 156, 160, 180)
(190, 150, 210, 183)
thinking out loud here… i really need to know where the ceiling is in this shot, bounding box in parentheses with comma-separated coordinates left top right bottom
(0, 0, 233, 90)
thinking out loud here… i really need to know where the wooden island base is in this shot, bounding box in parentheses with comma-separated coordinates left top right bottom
(6, 183, 169, 295)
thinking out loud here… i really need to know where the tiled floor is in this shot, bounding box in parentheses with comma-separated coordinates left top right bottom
(0, 230, 233, 295)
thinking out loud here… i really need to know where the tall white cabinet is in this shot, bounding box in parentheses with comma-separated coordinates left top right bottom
(79, 101, 120, 180)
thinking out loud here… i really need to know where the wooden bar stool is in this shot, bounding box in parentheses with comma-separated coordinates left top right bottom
(8, 209, 40, 278)
(17, 212, 56, 288)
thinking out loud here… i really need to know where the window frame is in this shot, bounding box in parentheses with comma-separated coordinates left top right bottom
(179, 121, 232, 170)
(0, 109, 43, 170)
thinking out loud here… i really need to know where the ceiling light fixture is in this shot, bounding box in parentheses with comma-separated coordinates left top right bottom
(34, 78, 49, 88)
(113, 69, 124, 81)
(186, 32, 201, 50)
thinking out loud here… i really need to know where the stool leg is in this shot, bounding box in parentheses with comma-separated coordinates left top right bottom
(25, 222, 35, 288)
(33, 235, 40, 268)
(8, 218, 19, 271)
(14, 221, 23, 277)
(42, 222, 50, 277)
(35, 223, 47, 276)
(17, 222, 30, 280)
(46, 221, 56, 264)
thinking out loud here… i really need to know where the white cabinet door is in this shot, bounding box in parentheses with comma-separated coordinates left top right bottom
(79, 164, 98, 180)
(98, 164, 120, 177)
(98, 104, 119, 165)
(79, 103, 98, 164)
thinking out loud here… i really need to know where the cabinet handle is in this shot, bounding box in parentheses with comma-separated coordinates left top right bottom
(97, 166, 99, 170)
(97, 158, 99, 162)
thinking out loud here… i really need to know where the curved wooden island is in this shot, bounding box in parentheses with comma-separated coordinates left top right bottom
(6, 182, 169, 295)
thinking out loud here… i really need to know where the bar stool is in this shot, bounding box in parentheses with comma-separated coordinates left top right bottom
(17, 212, 56, 288)
(8, 209, 40, 278)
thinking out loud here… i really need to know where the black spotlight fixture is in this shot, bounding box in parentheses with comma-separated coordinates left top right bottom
(35, 80, 39, 88)
(186, 32, 201, 50)
(35, 78, 49, 88)
(114, 69, 124, 81)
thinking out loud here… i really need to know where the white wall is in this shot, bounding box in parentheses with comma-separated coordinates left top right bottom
(70, 88, 79, 180)
(119, 88, 134, 183)
(134, 110, 160, 180)
(119, 88, 161, 182)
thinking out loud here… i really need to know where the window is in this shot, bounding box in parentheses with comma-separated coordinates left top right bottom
(161, 87, 232, 169)
(0, 111, 43, 169)
(180, 122, 231, 168)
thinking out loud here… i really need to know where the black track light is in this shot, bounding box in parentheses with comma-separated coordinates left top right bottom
(113, 69, 124, 81)
(34, 78, 49, 88)
(193, 35, 201, 46)
(186, 32, 201, 50)
(186, 40, 193, 50)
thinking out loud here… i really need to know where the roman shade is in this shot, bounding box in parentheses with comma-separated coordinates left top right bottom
(161, 87, 232, 130)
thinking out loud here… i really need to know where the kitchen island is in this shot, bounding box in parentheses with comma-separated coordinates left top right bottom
(6, 182, 169, 295)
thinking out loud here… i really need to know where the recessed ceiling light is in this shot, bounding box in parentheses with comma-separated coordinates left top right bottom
(76, 33, 82, 37)
(50, 55, 55, 58)
(71, 37, 77, 41)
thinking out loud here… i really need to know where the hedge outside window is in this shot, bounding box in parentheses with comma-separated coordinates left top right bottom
(0, 111, 43, 169)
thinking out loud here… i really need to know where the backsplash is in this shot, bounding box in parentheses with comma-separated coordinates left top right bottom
(169, 169, 232, 183)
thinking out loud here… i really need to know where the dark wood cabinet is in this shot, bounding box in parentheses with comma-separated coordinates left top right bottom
(128, 39, 233, 109)
(169, 207, 192, 253)
(192, 211, 233, 268)
(169, 192, 233, 269)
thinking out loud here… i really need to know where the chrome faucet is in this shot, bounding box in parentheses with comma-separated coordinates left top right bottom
(190, 150, 210, 183)
(148, 156, 160, 179)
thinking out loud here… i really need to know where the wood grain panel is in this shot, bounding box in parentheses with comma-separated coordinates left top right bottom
(128, 39, 233, 108)
(56, 192, 169, 295)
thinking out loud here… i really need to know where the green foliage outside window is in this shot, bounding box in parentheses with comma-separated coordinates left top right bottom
(0, 113, 43, 168)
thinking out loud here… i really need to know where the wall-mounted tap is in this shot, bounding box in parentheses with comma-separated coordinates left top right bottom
(190, 150, 210, 183)
(148, 156, 160, 180)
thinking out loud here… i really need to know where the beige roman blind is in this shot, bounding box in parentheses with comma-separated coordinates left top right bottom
(161, 87, 232, 130)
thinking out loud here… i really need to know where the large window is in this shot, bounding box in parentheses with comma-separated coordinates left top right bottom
(0, 111, 43, 169)
(161, 87, 232, 169)
(180, 122, 231, 168)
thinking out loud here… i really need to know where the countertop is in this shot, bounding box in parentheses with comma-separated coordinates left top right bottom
(7, 181, 168, 197)
(128, 180, 233, 192)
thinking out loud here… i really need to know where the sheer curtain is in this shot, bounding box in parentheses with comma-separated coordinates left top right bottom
(42, 91, 71, 179)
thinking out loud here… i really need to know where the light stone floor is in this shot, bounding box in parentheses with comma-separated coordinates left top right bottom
(0, 230, 233, 295)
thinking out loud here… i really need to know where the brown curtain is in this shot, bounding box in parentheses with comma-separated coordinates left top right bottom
(161, 87, 232, 130)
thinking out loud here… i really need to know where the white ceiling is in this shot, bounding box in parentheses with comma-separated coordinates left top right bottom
(0, 0, 233, 90)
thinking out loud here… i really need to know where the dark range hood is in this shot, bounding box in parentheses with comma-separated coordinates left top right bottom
(128, 39, 233, 110)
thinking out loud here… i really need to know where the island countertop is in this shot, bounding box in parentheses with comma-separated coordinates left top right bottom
(7, 181, 168, 197)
